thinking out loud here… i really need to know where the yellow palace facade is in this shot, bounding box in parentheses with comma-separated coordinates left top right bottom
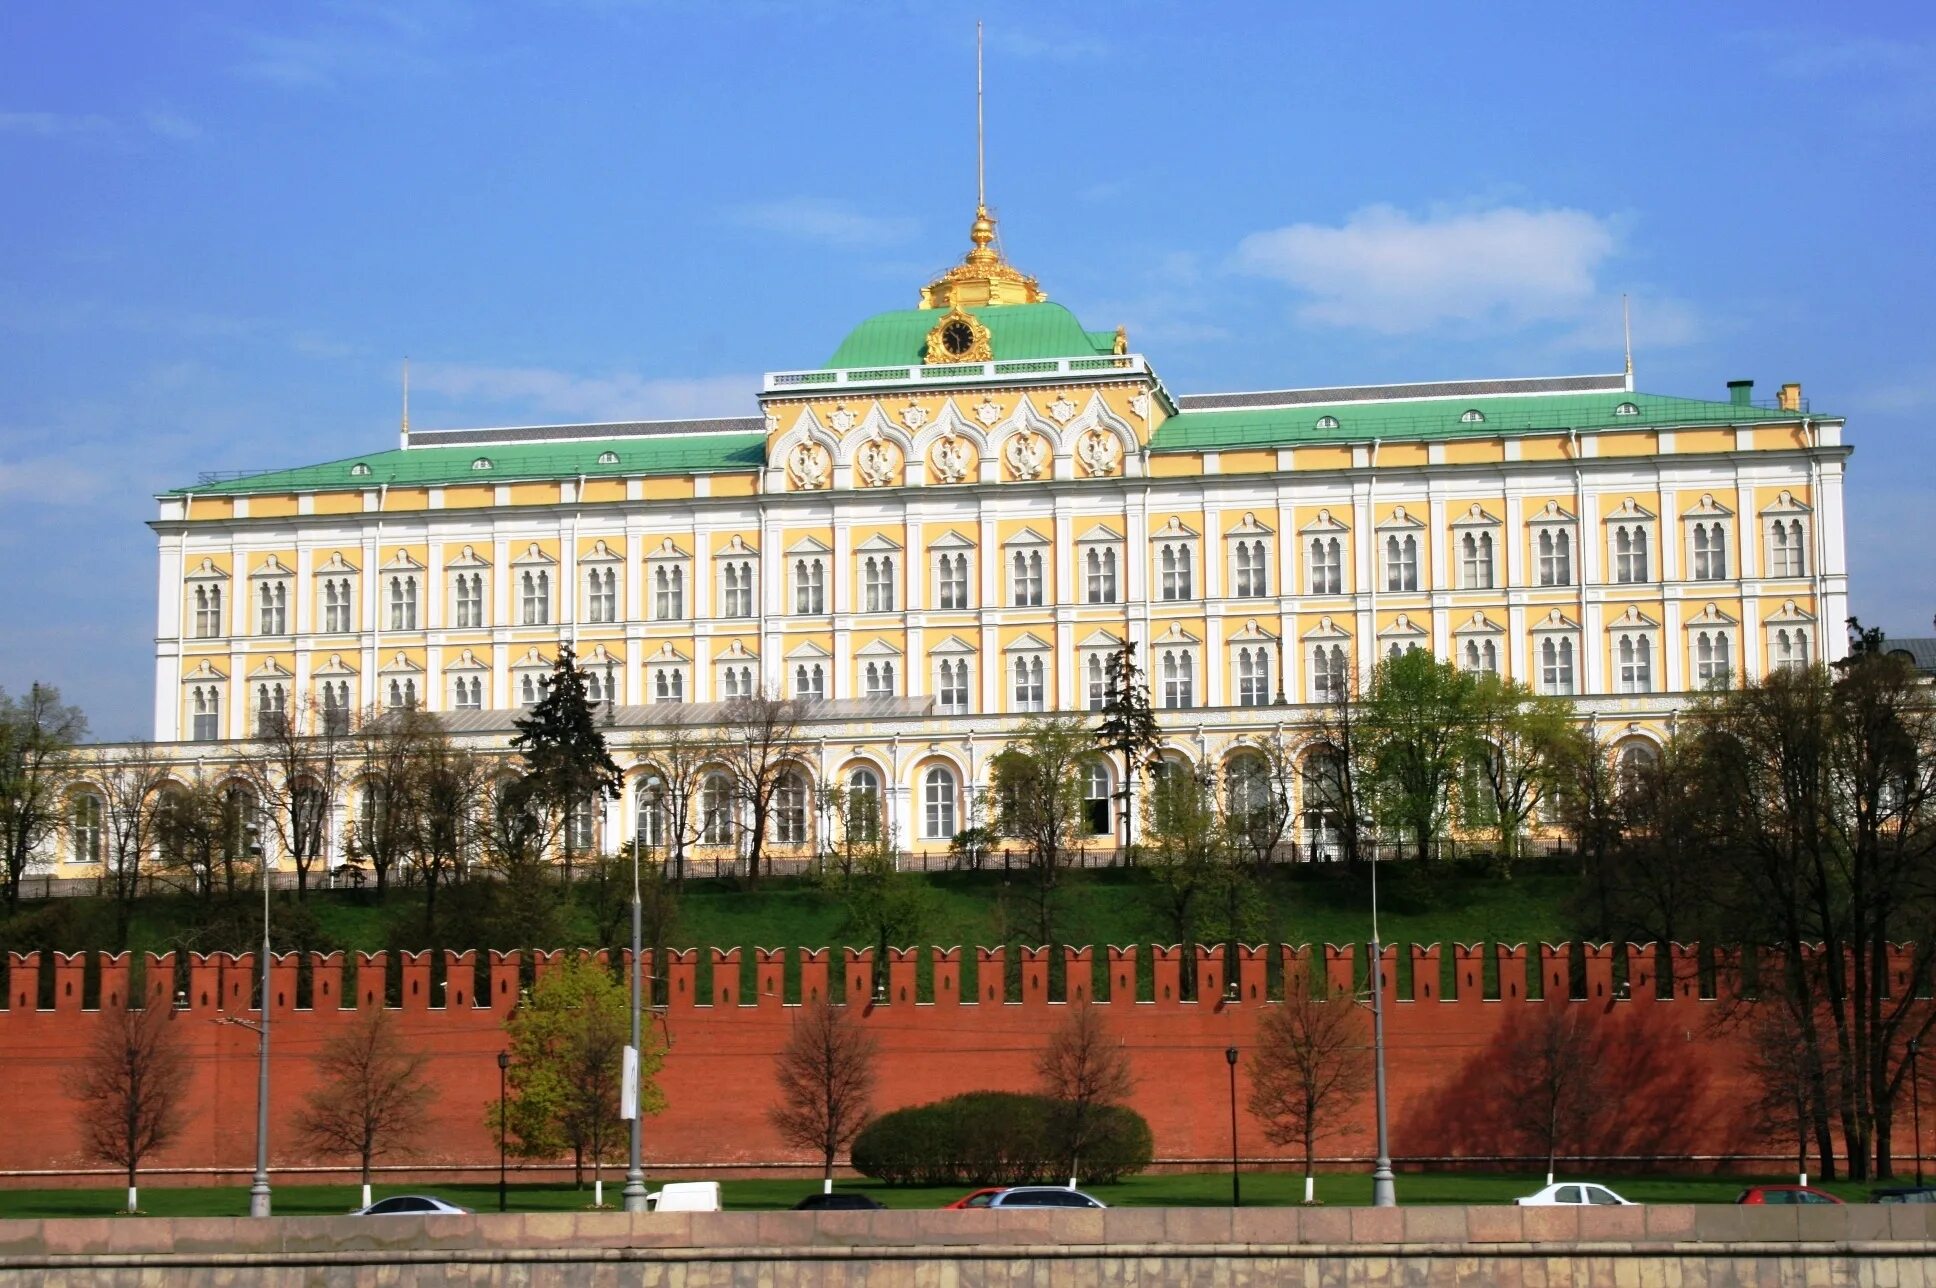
(131, 208, 1849, 867)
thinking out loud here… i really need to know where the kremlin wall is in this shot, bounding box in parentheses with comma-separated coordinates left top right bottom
(4, 940, 1903, 1185)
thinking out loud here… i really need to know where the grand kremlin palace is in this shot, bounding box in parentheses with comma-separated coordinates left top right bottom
(112, 206, 1849, 873)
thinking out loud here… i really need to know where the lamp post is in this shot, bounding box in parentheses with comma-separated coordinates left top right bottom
(496, 1050, 510, 1212)
(248, 843, 272, 1218)
(1368, 853, 1396, 1207)
(1910, 1037, 1924, 1188)
(623, 776, 662, 1213)
(1224, 1046, 1241, 1206)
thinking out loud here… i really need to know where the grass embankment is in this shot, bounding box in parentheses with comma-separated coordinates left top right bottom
(0, 1171, 1881, 1219)
(0, 861, 1581, 960)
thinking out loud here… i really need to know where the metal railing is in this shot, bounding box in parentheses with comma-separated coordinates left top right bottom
(764, 354, 1148, 394)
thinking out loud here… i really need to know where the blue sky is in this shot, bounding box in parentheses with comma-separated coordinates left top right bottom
(2, 1, 1932, 738)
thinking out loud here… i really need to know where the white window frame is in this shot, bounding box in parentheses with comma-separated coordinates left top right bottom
(254, 573, 290, 636)
(1382, 525, 1421, 593)
(1159, 648, 1196, 710)
(922, 766, 957, 840)
(1152, 521, 1198, 602)
(1683, 497, 1733, 582)
(1010, 653, 1047, 712)
(935, 654, 972, 714)
(1613, 631, 1655, 694)
(792, 556, 827, 615)
(1537, 635, 1577, 696)
(1692, 628, 1732, 687)
(1234, 644, 1272, 707)
(188, 681, 222, 740)
(794, 661, 827, 701)
(1226, 513, 1273, 599)
(1534, 525, 1574, 588)
(1006, 532, 1049, 607)
(1457, 529, 1495, 591)
(862, 552, 897, 613)
(930, 537, 974, 611)
(386, 570, 421, 631)
(1769, 624, 1812, 672)
(716, 538, 758, 619)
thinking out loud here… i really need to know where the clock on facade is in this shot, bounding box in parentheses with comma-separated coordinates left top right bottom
(923, 307, 992, 364)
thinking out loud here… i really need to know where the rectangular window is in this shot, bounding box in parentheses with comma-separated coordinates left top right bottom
(1232, 540, 1268, 597)
(1085, 654, 1108, 711)
(653, 565, 684, 620)
(1459, 532, 1494, 590)
(453, 573, 483, 628)
(721, 560, 753, 617)
(1539, 638, 1575, 695)
(452, 676, 481, 710)
(520, 570, 550, 625)
(1011, 550, 1044, 607)
(1384, 535, 1418, 592)
(1236, 647, 1270, 707)
(190, 686, 220, 740)
(794, 663, 826, 701)
(794, 558, 825, 614)
(1161, 651, 1194, 710)
(1614, 525, 1649, 583)
(1083, 548, 1118, 604)
(1616, 634, 1653, 694)
(587, 567, 618, 623)
(1012, 655, 1045, 712)
(653, 669, 686, 703)
(863, 660, 895, 697)
(1769, 519, 1805, 577)
(938, 659, 970, 713)
(1308, 536, 1343, 595)
(388, 575, 419, 631)
(1536, 529, 1573, 587)
(937, 553, 969, 610)
(1311, 644, 1346, 702)
(258, 581, 288, 635)
(1158, 543, 1193, 601)
(863, 555, 896, 612)
(1692, 522, 1728, 580)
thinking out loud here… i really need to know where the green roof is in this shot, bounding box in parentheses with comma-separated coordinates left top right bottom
(1150, 391, 1816, 453)
(169, 432, 767, 496)
(825, 302, 1115, 368)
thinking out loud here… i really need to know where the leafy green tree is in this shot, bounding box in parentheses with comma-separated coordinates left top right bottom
(992, 714, 1095, 944)
(403, 723, 492, 940)
(815, 785, 929, 990)
(1093, 644, 1161, 861)
(491, 956, 665, 1190)
(1142, 766, 1262, 995)
(0, 683, 87, 911)
(510, 644, 623, 883)
(1463, 675, 1575, 874)
(1361, 649, 1477, 862)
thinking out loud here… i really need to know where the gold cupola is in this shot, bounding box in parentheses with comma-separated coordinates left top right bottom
(918, 203, 1046, 311)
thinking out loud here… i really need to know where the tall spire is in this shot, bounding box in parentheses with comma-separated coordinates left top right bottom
(919, 24, 1046, 310)
(1622, 295, 1633, 388)
(401, 357, 411, 435)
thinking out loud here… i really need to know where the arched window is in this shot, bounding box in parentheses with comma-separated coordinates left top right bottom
(938, 658, 970, 713)
(633, 778, 666, 850)
(1309, 537, 1342, 594)
(1775, 627, 1811, 671)
(701, 773, 733, 845)
(190, 685, 221, 740)
(1234, 540, 1267, 597)
(1311, 643, 1347, 701)
(521, 570, 549, 625)
(923, 766, 957, 840)
(1616, 742, 1656, 796)
(1225, 753, 1269, 822)
(70, 793, 104, 867)
(1161, 650, 1194, 709)
(1616, 634, 1653, 694)
(864, 555, 895, 612)
(1695, 631, 1731, 685)
(1692, 522, 1728, 580)
(1086, 653, 1107, 711)
(1084, 548, 1118, 604)
(846, 768, 881, 843)
(937, 553, 969, 609)
(772, 772, 807, 845)
(1237, 646, 1270, 707)
(1538, 529, 1572, 587)
(1080, 761, 1112, 836)
(1385, 535, 1418, 592)
(1615, 525, 1649, 583)
(1540, 638, 1575, 695)
(1460, 532, 1493, 589)
(1011, 550, 1044, 606)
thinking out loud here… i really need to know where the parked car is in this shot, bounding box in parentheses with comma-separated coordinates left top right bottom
(943, 1188, 1008, 1209)
(792, 1192, 885, 1210)
(350, 1195, 472, 1216)
(1873, 1187, 1936, 1204)
(647, 1181, 721, 1212)
(1736, 1185, 1843, 1205)
(1514, 1182, 1632, 1207)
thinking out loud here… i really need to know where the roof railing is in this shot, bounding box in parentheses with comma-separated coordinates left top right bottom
(763, 353, 1148, 394)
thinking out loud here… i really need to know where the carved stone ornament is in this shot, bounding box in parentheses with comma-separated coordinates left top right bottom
(856, 432, 900, 487)
(1004, 430, 1049, 480)
(974, 398, 1004, 427)
(787, 441, 831, 490)
(1048, 395, 1078, 425)
(1130, 392, 1150, 418)
(1077, 428, 1120, 477)
(900, 403, 929, 431)
(828, 404, 858, 433)
(930, 433, 971, 484)
(763, 412, 779, 432)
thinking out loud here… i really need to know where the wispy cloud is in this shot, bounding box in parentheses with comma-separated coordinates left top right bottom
(232, 4, 448, 90)
(0, 110, 112, 138)
(410, 362, 756, 424)
(1236, 203, 1632, 336)
(726, 197, 917, 249)
(143, 109, 204, 142)
(986, 28, 1115, 63)
(1737, 31, 1930, 79)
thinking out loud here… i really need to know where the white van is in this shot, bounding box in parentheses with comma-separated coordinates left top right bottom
(646, 1181, 722, 1212)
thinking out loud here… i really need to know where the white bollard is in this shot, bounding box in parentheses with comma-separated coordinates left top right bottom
(127, 1185, 138, 1214)
(1304, 1175, 1315, 1205)
(823, 1177, 833, 1194)
(361, 1183, 372, 1210)
(595, 1180, 604, 1207)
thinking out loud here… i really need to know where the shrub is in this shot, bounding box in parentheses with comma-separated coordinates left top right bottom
(851, 1091, 1151, 1186)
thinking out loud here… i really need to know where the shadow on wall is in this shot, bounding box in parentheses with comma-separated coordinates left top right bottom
(1398, 1000, 1765, 1170)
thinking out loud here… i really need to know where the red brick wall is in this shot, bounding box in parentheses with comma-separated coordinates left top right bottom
(0, 942, 1839, 1182)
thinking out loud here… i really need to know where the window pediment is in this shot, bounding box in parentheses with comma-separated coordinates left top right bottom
(183, 659, 227, 682)
(1685, 603, 1737, 627)
(1759, 489, 1812, 515)
(186, 558, 230, 581)
(785, 536, 831, 556)
(581, 539, 625, 564)
(855, 533, 904, 553)
(312, 652, 359, 677)
(250, 555, 294, 579)
(1003, 631, 1053, 653)
(1153, 516, 1199, 540)
(1075, 522, 1123, 545)
(929, 634, 978, 656)
(784, 640, 831, 660)
(1078, 629, 1125, 650)
(445, 545, 488, 570)
(643, 537, 689, 561)
(1002, 526, 1051, 548)
(378, 652, 423, 675)
(1605, 497, 1656, 522)
(647, 643, 689, 665)
(1302, 615, 1351, 641)
(1153, 622, 1200, 646)
(927, 529, 975, 550)
(1452, 611, 1504, 636)
(1530, 609, 1580, 633)
(1681, 492, 1733, 519)
(1227, 618, 1277, 643)
(716, 534, 758, 558)
(1764, 599, 1816, 624)
(1450, 503, 1501, 528)
(715, 639, 758, 661)
(380, 550, 424, 572)
(1224, 511, 1274, 536)
(511, 544, 558, 567)
(1379, 613, 1428, 639)
(1375, 505, 1423, 531)
(247, 658, 294, 680)
(855, 638, 904, 658)
(1528, 500, 1576, 525)
(1607, 605, 1660, 630)
(511, 647, 553, 670)
(442, 650, 485, 673)
(1301, 508, 1349, 534)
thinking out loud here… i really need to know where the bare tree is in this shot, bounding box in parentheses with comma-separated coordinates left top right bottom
(154, 768, 251, 905)
(1036, 1005, 1135, 1186)
(721, 688, 808, 885)
(0, 682, 88, 910)
(1304, 665, 1372, 864)
(1245, 975, 1372, 1202)
(1505, 1006, 1604, 1185)
(1744, 996, 1832, 1185)
(403, 721, 490, 938)
(633, 719, 722, 887)
(70, 1002, 189, 1212)
(76, 744, 165, 947)
(296, 1007, 434, 1208)
(991, 714, 1094, 944)
(345, 706, 428, 894)
(239, 694, 351, 899)
(1225, 733, 1298, 872)
(769, 999, 878, 1192)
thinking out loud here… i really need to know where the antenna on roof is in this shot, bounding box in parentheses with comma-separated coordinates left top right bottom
(1622, 295, 1633, 390)
(976, 20, 985, 211)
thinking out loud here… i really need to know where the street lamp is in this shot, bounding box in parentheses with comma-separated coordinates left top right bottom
(249, 843, 271, 1218)
(496, 1050, 510, 1212)
(1911, 1037, 1924, 1188)
(1224, 1047, 1241, 1207)
(1368, 851, 1396, 1208)
(623, 776, 662, 1213)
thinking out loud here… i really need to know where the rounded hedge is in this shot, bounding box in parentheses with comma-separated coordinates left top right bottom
(851, 1091, 1152, 1186)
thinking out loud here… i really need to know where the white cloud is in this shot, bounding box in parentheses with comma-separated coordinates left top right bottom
(410, 363, 756, 424)
(726, 197, 916, 249)
(0, 110, 112, 137)
(144, 109, 203, 142)
(1236, 204, 1620, 335)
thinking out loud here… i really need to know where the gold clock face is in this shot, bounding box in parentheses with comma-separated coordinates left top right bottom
(941, 318, 976, 357)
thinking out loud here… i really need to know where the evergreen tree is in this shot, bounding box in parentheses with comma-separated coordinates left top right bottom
(510, 643, 623, 883)
(1093, 644, 1161, 863)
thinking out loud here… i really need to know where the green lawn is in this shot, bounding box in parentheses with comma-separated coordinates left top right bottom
(0, 860, 1581, 963)
(0, 1170, 1889, 1220)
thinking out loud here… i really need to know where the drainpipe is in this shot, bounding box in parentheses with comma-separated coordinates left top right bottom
(1365, 440, 1382, 679)
(1569, 429, 1585, 678)
(369, 484, 388, 710)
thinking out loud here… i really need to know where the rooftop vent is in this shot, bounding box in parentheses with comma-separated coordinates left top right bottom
(1727, 379, 1754, 407)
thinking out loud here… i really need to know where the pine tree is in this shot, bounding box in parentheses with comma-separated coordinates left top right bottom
(1093, 644, 1160, 864)
(510, 643, 623, 883)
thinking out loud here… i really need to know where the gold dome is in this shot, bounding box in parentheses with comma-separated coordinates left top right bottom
(918, 204, 1046, 310)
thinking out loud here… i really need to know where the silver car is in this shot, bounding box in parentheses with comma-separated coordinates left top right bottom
(350, 1195, 473, 1216)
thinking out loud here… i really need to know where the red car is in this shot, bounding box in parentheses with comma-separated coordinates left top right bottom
(943, 1188, 1006, 1209)
(1735, 1185, 1844, 1205)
